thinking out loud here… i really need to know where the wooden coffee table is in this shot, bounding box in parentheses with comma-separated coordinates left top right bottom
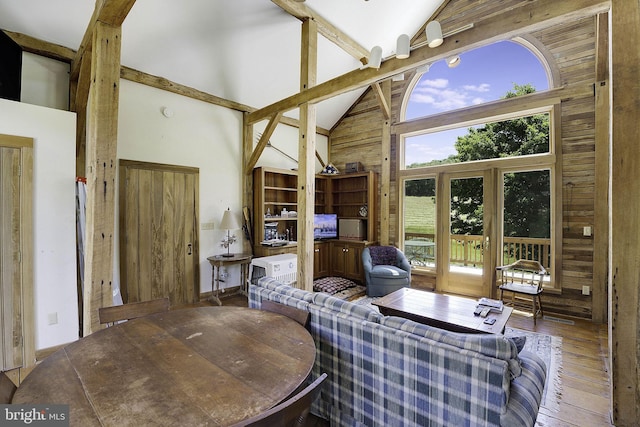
(372, 288, 513, 334)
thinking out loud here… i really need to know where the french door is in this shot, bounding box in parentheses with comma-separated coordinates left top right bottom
(438, 170, 496, 297)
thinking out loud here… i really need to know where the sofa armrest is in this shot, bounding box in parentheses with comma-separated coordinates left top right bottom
(501, 351, 546, 427)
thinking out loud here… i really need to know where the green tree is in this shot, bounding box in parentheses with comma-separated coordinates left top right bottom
(451, 84, 550, 240)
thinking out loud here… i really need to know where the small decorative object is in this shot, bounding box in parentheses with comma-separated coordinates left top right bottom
(321, 163, 340, 175)
(219, 208, 240, 257)
(345, 162, 363, 173)
(359, 205, 368, 217)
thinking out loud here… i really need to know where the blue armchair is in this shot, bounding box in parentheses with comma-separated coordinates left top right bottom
(362, 246, 411, 297)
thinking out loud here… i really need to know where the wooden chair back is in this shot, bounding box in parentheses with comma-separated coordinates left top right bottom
(98, 297, 170, 326)
(496, 259, 546, 292)
(230, 373, 327, 427)
(261, 300, 310, 329)
(0, 372, 17, 403)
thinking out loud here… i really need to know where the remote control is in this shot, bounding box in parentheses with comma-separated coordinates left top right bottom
(480, 307, 491, 318)
(473, 306, 483, 316)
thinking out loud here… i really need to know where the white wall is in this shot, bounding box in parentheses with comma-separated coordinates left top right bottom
(117, 80, 246, 294)
(0, 98, 78, 350)
(20, 53, 70, 111)
(3, 54, 331, 351)
(254, 120, 329, 172)
(117, 80, 329, 295)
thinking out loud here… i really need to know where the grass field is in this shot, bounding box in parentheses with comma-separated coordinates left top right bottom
(403, 196, 436, 235)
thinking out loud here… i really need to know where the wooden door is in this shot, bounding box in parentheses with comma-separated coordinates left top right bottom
(438, 170, 495, 298)
(119, 160, 199, 306)
(0, 135, 34, 374)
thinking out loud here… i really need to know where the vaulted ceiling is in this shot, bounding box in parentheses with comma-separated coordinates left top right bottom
(0, 0, 445, 129)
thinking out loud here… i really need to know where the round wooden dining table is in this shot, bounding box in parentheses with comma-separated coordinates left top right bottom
(12, 306, 316, 426)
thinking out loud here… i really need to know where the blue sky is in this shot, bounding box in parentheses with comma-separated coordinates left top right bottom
(404, 40, 549, 165)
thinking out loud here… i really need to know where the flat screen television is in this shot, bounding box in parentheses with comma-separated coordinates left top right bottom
(313, 213, 338, 240)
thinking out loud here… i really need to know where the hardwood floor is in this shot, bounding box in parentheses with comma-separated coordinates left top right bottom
(508, 312, 612, 427)
(211, 293, 612, 427)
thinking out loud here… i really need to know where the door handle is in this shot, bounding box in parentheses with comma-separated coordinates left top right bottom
(187, 243, 192, 255)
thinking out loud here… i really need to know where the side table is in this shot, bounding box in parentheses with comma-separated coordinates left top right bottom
(207, 253, 252, 305)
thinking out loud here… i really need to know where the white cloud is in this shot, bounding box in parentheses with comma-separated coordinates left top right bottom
(410, 79, 492, 112)
(421, 78, 449, 89)
(463, 83, 491, 92)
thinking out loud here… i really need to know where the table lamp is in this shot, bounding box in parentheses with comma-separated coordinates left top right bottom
(219, 208, 240, 257)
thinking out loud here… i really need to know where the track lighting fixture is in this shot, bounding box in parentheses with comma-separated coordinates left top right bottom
(426, 21, 443, 48)
(363, 46, 382, 69)
(446, 55, 461, 68)
(396, 34, 410, 59)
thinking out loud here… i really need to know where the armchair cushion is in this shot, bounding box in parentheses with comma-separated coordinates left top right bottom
(369, 245, 398, 266)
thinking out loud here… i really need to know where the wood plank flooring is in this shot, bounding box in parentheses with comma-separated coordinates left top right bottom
(206, 294, 612, 427)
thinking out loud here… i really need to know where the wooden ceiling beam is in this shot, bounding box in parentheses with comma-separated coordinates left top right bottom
(2, 30, 75, 62)
(272, 0, 369, 64)
(371, 82, 391, 120)
(245, 112, 283, 174)
(71, 0, 137, 81)
(248, 0, 610, 125)
(1, 28, 331, 137)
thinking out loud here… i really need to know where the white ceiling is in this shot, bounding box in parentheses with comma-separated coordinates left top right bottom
(0, 0, 444, 129)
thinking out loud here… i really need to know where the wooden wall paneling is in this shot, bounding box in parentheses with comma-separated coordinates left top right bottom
(329, 0, 605, 320)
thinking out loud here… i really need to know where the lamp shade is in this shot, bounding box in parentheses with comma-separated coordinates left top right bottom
(426, 21, 443, 48)
(220, 208, 240, 230)
(396, 34, 410, 59)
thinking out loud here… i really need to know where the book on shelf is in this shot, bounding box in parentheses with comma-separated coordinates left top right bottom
(477, 297, 504, 313)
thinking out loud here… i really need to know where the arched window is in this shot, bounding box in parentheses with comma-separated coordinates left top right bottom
(397, 39, 561, 295)
(405, 40, 549, 121)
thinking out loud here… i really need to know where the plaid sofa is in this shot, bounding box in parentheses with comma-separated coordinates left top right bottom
(249, 277, 546, 427)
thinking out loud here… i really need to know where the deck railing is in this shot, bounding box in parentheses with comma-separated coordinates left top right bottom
(404, 232, 551, 271)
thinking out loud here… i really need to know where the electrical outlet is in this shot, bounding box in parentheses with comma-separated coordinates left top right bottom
(583, 226, 592, 236)
(582, 286, 590, 296)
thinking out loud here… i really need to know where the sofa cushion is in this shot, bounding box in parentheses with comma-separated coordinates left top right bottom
(369, 246, 398, 266)
(257, 276, 314, 302)
(380, 315, 523, 378)
(368, 265, 410, 279)
(313, 276, 357, 295)
(312, 292, 383, 322)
